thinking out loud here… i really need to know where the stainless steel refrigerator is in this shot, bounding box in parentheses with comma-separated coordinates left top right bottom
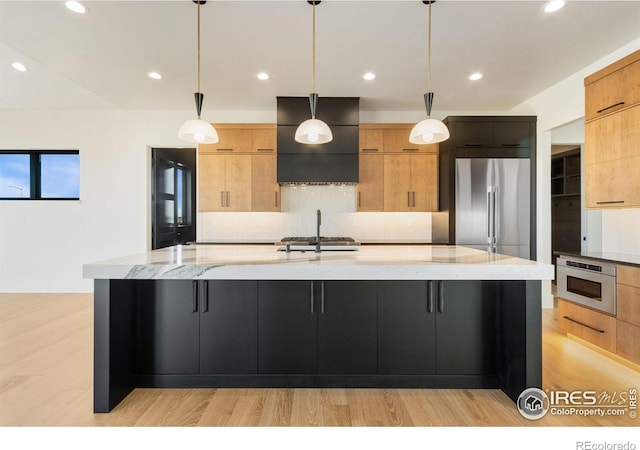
(455, 158, 530, 258)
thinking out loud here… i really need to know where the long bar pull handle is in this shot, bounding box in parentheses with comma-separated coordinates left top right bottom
(362, 148, 379, 153)
(437, 281, 444, 314)
(492, 190, 497, 251)
(310, 281, 314, 314)
(487, 191, 492, 242)
(358, 192, 361, 208)
(275, 191, 278, 207)
(221, 191, 225, 208)
(427, 281, 434, 314)
(226, 191, 230, 207)
(596, 200, 625, 205)
(563, 316, 604, 333)
(192, 281, 198, 313)
(256, 148, 274, 152)
(202, 280, 209, 313)
(408, 192, 411, 207)
(413, 192, 416, 207)
(596, 102, 625, 114)
(321, 282, 325, 314)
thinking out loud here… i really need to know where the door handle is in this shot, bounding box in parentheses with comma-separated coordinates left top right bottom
(221, 191, 225, 208)
(275, 191, 278, 207)
(563, 316, 604, 333)
(487, 191, 492, 243)
(310, 281, 314, 314)
(202, 280, 209, 313)
(408, 192, 411, 207)
(358, 191, 361, 208)
(596, 102, 624, 114)
(192, 281, 198, 313)
(437, 281, 444, 313)
(226, 191, 230, 207)
(427, 281, 434, 314)
(412, 191, 416, 207)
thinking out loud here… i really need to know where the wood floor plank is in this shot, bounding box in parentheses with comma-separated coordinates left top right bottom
(0, 293, 638, 427)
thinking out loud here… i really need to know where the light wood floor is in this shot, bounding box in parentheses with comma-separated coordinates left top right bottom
(0, 293, 638, 426)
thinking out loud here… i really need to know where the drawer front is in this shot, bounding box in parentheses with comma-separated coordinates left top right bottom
(616, 320, 640, 365)
(617, 264, 640, 288)
(617, 283, 640, 328)
(557, 298, 616, 353)
(585, 157, 640, 208)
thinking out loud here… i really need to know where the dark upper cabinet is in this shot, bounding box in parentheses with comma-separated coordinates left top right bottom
(277, 125, 359, 154)
(378, 281, 436, 375)
(448, 117, 533, 149)
(135, 280, 200, 375)
(199, 281, 258, 374)
(277, 96, 360, 125)
(317, 281, 377, 374)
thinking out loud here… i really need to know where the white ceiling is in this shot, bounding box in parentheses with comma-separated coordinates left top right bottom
(1, 1, 639, 113)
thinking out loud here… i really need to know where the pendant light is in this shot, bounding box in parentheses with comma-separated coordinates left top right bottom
(178, 0, 219, 144)
(409, 0, 449, 145)
(295, 0, 333, 145)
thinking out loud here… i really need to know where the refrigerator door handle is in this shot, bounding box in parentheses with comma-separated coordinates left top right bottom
(487, 188, 493, 246)
(492, 188, 498, 250)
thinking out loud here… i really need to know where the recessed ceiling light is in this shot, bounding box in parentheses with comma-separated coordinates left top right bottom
(363, 72, 376, 81)
(148, 72, 162, 80)
(65, 1, 88, 14)
(11, 62, 27, 72)
(257, 72, 270, 80)
(469, 72, 483, 81)
(544, 1, 566, 13)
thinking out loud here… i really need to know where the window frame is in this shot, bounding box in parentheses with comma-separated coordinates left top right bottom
(0, 150, 80, 200)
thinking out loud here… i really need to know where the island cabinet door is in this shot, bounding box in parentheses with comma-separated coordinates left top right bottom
(435, 281, 498, 375)
(258, 281, 318, 374)
(135, 280, 200, 375)
(378, 281, 436, 374)
(317, 281, 378, 374)
(199, 281, 258, 374)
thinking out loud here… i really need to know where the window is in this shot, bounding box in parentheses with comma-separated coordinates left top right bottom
(0, 150, 79, 200)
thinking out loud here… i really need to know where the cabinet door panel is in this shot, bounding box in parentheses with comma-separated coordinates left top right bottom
(585, 105, 640, 165)
(357, 154, 384, 211)
(251, 154, 280, 211)
(198, 154, 226, 211)
(585, 157, 640, 208)
(436, 281, 497, 375)
(251, 128, 276, 153)
(411, 155, 438, 212)
(136, 280, 199, 375)
(378, 281, 435, 374)
(360, 128, 383, 153)
(494, 122, 531, 148)
(211, 128, 252, 153)
(453, 121, 493, 147)
(258, 281, 317, 374)
(585, 57, 640, 121)
(383, 155, 411, 211)
(200, 281, 258, 374)
(317, 281, 377, 374)
(225, 155, 252, 211)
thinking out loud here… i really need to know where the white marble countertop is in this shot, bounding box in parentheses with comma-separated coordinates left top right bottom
(83, 245, 554, 281)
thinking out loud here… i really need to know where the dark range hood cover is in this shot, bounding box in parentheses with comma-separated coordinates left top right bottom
(277, 96, 359, 184)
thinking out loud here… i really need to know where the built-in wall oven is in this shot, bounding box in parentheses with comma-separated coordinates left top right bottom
(557, 255, 617, 315)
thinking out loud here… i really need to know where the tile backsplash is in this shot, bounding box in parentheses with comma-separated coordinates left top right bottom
(198, 185, 432, 242)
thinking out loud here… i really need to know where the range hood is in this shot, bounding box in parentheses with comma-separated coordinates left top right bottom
(277, 96, 359, 184)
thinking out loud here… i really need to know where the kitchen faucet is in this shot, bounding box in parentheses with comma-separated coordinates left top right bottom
(315, 209, 321, 253)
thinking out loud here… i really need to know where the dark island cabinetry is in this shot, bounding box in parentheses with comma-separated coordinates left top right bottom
(94, 278, 541, 412)
(378, 281, 497, 376)
(258, 281, 377, 375)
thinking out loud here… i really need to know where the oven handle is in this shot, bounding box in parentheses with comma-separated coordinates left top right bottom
(563, 316, 605, 333)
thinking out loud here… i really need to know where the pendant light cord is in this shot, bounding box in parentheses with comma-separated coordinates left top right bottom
(197, 1, 201, 110)
(312, 2, 316, 95)
(427, 1, 432, 93)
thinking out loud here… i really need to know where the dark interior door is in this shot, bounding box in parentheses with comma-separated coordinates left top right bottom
(152, 148, 196, 249)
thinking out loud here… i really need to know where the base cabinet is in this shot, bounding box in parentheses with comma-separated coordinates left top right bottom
(257, 280, 378, 375)
(378, 281, 497, 375)
(136, 280, 258, 375)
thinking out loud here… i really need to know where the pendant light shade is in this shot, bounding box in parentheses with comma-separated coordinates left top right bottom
(295, 1, 332, 145)
(410, 0, 449, 145)
(179, 1, 218, 144)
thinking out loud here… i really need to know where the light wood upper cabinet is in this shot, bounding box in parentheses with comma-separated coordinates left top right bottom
(200, 124, 276, 154)
(383, 154, 438, 212)
(357, 154, 384, 211)
(585, 50, 640, 122)
(584, 51, 640, 210)
(359, 128, 383, 153)
(252, 154, 280, 212)
(382, 127, 438, 154)
(251, 127, 277, 153)
(198, 154, 251, 212)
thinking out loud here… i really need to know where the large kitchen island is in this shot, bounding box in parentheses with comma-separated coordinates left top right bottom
(83, 244, 554, 413)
